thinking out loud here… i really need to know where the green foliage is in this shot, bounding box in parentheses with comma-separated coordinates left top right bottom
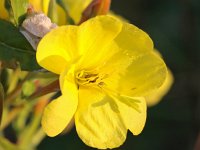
(0, 19, 41, 71)
(10, 0, 28, 25)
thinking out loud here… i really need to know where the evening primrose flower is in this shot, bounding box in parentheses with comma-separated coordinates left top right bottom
(36, 15, 167, 149)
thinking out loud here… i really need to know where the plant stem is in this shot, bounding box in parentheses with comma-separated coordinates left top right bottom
(0, 104, 24, 130)
(29, 79, 59, 100)
(0, 136, 20, 150)
(5, 73, 31, 105)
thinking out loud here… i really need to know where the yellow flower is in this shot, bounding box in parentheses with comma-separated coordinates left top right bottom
(29, 0, 93, 24)
(36, 15, 167, 149)
(0, 0, 9, 19)
(61, 0, 92, 24)
(29, 0, 50, 14)
(29, 0, 66, 25)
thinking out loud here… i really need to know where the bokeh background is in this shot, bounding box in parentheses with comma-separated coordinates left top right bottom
(38, 0, 200, 149)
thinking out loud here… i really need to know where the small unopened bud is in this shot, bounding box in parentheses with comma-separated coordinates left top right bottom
(22, 13, 57, 38)
(20, 6, 57, 50)
(27, 4, 35, 14)
(79, 0, 111, 24)
(94, 0, 111, 15)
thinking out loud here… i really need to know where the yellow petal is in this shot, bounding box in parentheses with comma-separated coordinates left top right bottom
(145, 68, 174, 107)
(0, 0, 8, 19)
(36, 26, 78, 74)
(29, 0, 42, 11)
(100, 20, 166, 96)
(75, 87, 127, 149)
(100, 43, 133, 91)
(42, 0, 50, 14)
(41, 74, 78, 136)
(101, 47, 167, 97)
(118, 51, 167, 97)
(78, 15, 122, 69)
(59, 65, 77, 95)
(90, 21, 167, 97)
(99, 21, 159, 94)
(41, 95, 77, 137)
(28, 0, 50, 15)
(115, 22, 154, 53)
(116, 96, 146, 135)
(62, 0, 92, 23)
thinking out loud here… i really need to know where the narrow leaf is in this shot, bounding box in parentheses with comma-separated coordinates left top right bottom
(0, 19, 41, 71)
(10, 0, 28, 25)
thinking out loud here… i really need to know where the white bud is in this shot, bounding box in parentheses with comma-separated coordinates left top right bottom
(20, 13, 57, 50)
(22, 13, 57, 37)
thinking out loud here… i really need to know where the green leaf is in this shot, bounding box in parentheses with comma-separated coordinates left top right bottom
(10, 0, 28, 25)
(0, 19, 41, 71)
(0, 83, 4, 125)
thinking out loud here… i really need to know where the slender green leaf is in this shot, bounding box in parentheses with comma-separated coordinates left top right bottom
(0, 19, 41, 71)
(10, 0, 28, 25)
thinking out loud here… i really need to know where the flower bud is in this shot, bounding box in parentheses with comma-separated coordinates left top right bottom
(20, 6, 57, 50)
(79, 0, 111, 24)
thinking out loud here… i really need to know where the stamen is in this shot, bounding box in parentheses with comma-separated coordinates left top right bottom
(75, 70, 106, 86)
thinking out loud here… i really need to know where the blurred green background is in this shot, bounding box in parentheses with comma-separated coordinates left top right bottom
(38, 0, 200, 149)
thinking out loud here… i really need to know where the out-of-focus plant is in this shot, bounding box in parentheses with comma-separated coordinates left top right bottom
(0, 0, 173, 149)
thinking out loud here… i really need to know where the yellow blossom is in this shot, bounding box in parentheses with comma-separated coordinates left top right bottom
(36, 15, 167, 149)
(29, 0, 66, 25)
(29, 0, 50, 14)
(29, 0, 93, 24)
(0, 0, 9, 19)
(61, 0, 92, 24)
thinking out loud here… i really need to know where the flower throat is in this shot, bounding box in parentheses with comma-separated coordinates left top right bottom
(75, 70, 105, 86)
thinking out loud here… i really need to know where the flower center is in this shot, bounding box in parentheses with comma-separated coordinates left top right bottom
(75, 70, 105, 86)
